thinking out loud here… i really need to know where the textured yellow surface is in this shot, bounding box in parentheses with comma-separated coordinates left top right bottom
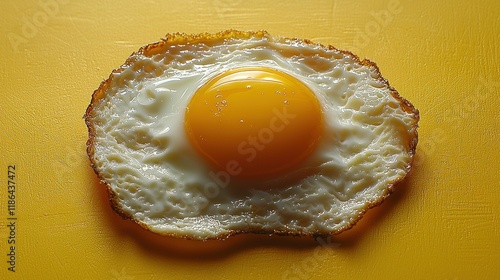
(0, 0, 499, 279)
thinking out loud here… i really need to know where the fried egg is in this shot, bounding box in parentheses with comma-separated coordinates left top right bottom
(85, 30, 419, 240)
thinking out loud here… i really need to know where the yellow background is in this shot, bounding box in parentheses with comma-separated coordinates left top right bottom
(1, 0, 499, 279)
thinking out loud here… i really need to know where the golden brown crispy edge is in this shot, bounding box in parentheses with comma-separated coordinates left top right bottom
(84, 30, 419, 240)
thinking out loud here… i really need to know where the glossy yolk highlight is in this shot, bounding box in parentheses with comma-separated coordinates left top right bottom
(184, 67, 323, 178)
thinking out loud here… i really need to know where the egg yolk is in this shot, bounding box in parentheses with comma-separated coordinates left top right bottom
(185, 67, 323, 178)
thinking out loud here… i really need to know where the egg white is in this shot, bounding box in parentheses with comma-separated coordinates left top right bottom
(87, 32, 418, 239)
